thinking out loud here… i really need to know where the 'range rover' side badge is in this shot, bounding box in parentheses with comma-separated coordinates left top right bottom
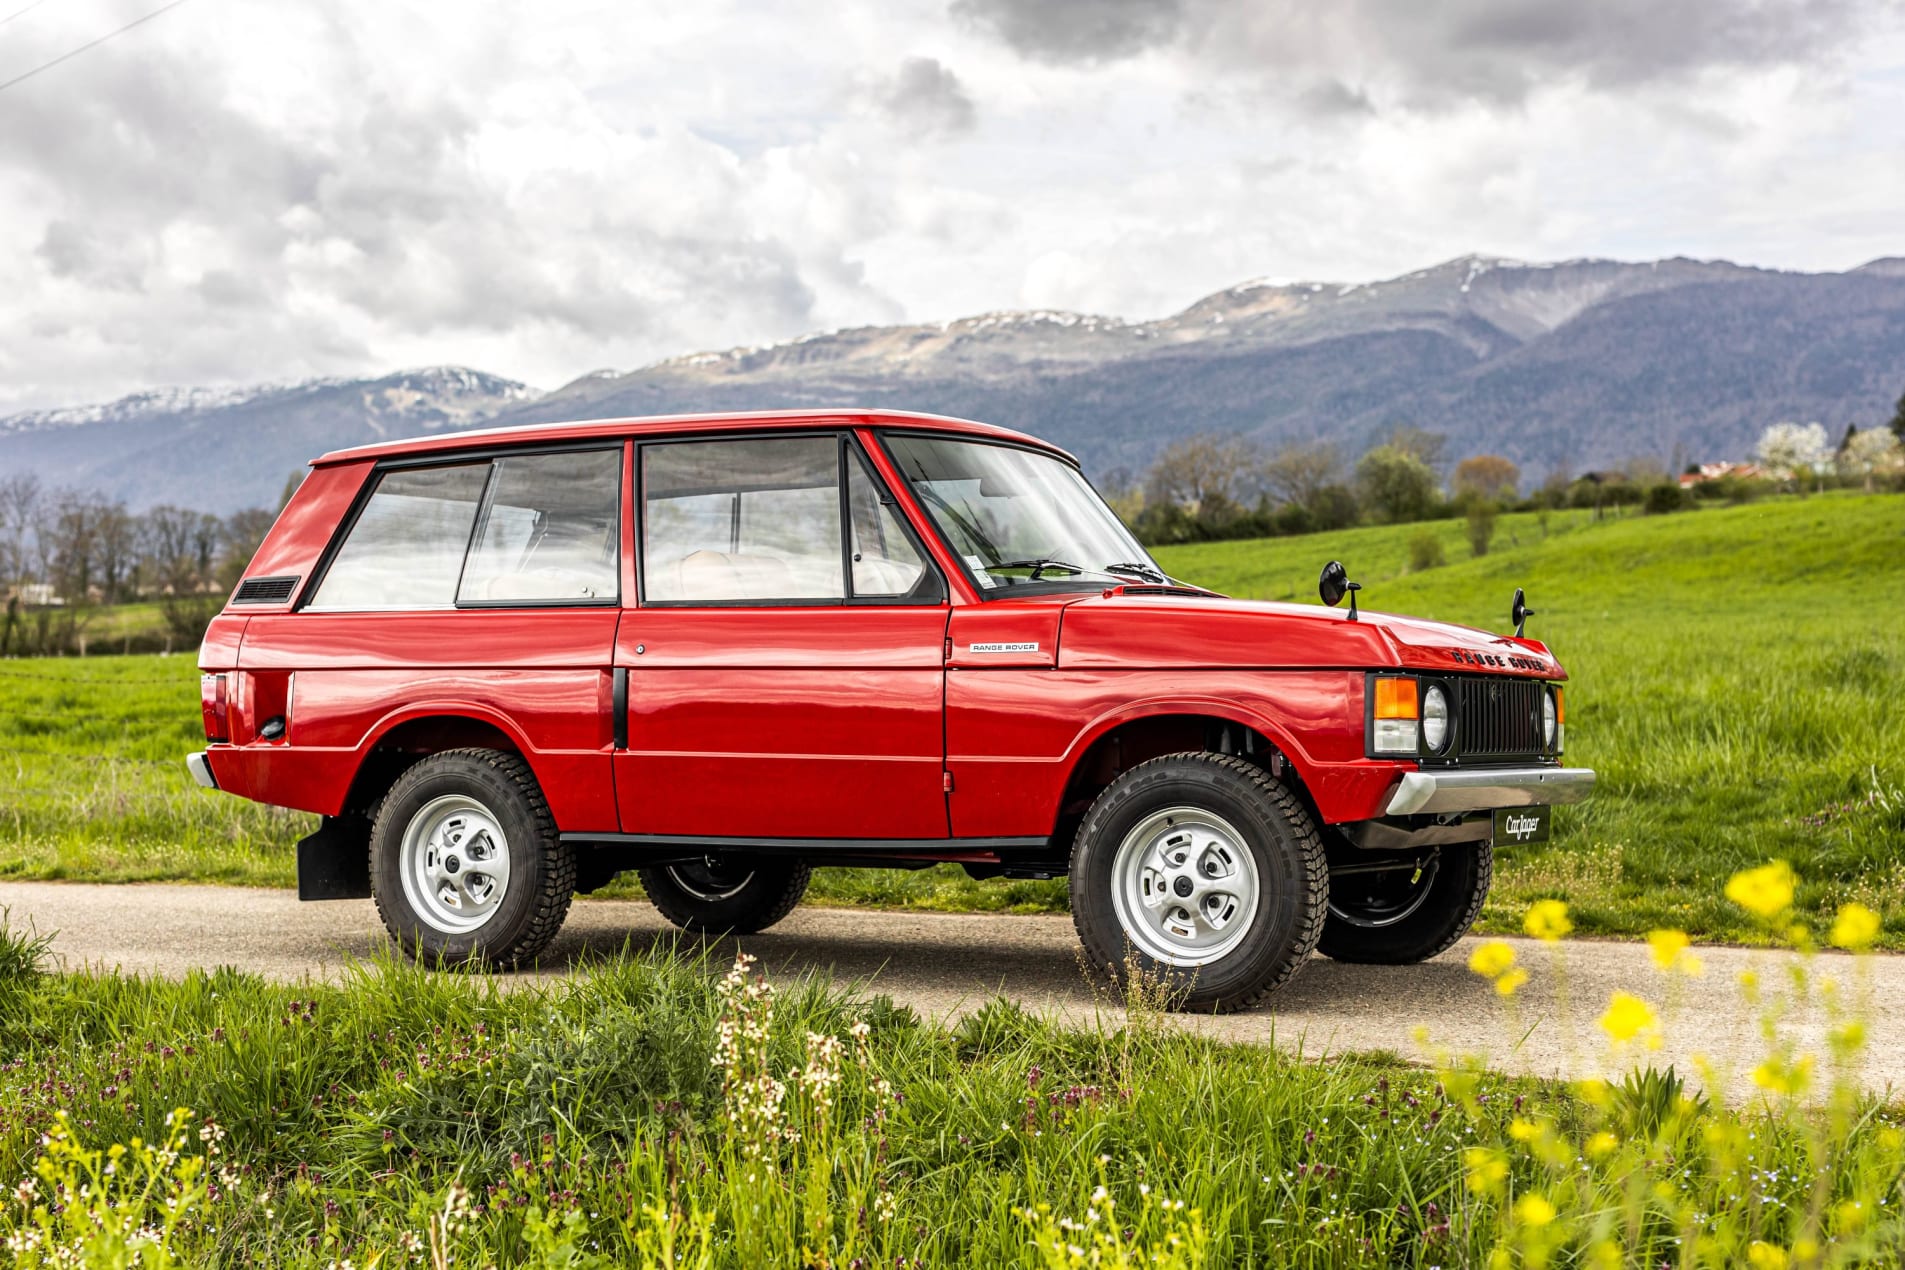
(969, 642, 1040, 654)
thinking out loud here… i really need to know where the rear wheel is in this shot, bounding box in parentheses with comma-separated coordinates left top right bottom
(1069, 753, 1327, 1013)
(639, 855, 810, 934)
(371, 748, 575, 967)
(1318, 841, 1492, 964)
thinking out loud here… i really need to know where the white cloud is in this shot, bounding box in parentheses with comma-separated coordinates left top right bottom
(0, 0, 1899, 412)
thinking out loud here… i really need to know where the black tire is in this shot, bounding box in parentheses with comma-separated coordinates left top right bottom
(1318, 841, 1493, 964)
(1069, 753, 1327, 1013)
(639, 855, 810, 935)
(370, 748, 575, 968)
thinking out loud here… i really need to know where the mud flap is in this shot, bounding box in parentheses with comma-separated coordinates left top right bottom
(296, 815, 373, 900)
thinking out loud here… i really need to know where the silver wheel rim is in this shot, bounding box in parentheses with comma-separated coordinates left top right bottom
(399, 794, 513, 934)
(665, 856, 755, 902)
(1110, 806, 1262, 967)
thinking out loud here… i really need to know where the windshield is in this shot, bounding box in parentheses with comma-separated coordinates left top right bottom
(882, 434, 1163, 592)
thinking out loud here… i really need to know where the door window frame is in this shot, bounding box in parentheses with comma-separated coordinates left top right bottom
(298, 440, 626, 612)
(633, 429, 946, 609)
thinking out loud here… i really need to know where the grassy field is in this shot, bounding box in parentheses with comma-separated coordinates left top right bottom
(3, 493, 1903, 945)
(2, 916, 1902, 1268)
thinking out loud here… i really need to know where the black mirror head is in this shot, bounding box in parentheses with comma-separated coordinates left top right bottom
(1511, 586, 1527, 629)
(1319, 560, 1349, 608)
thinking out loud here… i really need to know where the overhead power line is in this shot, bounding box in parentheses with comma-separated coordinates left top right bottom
(0, 0, 57, 29)
(0, 0, 189, 97)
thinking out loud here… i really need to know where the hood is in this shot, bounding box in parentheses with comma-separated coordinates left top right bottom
(1053, 589, 1565, 679)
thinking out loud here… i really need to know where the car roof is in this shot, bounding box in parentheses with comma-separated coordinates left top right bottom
(310, 408, 1075, 467)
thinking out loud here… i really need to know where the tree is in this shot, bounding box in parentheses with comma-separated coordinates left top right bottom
(1384, 426, 1448, 474)
(1465, 500, 1498, 557)
(1260, 440, 1342, 511)
(1145, 434, 1257, 511)
(1755, 422, 1830, 494)
(1356, 445, 1439, 523)
(1452, 455, 1520, 503)
(1840, 428, 1903, 492)
(1890, 389, 1905, 442)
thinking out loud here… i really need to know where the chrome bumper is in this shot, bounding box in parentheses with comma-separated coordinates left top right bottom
(185, 752, 218, 790)
(1384, 765, 1595, 816)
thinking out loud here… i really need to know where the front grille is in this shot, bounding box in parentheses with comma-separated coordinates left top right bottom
(1453, 676, 1546, 759)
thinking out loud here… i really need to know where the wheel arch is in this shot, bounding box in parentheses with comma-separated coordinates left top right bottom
(1050, 700, 1325, 845)
(341, 706, 534, 818)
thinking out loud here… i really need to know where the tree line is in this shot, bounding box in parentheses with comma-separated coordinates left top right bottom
(1105, 392, 1905, 550)
(0, 473, 292, 655)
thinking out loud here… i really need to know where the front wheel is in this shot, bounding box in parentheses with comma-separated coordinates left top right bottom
(1318, 841, 1492, 964)
(1069, 753, 1327, 1013)
(639, 855, 810, 934)
(371, 748, 575, 967)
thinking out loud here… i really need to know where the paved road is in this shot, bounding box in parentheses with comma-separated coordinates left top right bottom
(2, 881, 1898, 1097)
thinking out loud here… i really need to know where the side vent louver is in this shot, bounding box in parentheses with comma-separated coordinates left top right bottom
(233, 575, 299, 605)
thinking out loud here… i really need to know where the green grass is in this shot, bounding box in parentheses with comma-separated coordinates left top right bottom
(2, 921, 1901, 1267)
(5, 493, 1905, 946)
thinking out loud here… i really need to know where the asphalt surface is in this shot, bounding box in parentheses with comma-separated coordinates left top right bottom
(2, 881, 1899, 1097)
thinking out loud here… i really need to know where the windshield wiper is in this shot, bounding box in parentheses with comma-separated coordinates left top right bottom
(1103, 561, 1169, 584)
(985, 558, 1105, 581)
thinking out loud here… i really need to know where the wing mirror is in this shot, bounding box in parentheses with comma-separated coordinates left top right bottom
(1319, 560, 1361, 622)
(1512, 587, 1535, 638)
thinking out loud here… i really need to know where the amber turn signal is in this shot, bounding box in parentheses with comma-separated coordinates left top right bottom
(1373, 676, 1420, 720)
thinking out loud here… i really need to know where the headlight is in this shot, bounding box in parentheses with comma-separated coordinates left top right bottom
(1421, 684, 1451, 752)
(1542, 688, 1558, 750)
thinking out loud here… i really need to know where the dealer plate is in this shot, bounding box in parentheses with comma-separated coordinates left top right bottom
(1493, 805, 1551, 846)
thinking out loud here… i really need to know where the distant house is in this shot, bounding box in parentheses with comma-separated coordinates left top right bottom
(1678, 462, 1766, 489)
(4, 583, 63, 606)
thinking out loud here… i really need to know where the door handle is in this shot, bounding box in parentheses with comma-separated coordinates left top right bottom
(611, 667, 628, 750)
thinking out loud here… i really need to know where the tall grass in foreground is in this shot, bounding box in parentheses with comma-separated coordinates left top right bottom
(3, 865, 1903, 1267)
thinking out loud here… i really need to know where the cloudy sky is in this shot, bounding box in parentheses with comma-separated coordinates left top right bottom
(3, 0, 1903, 411)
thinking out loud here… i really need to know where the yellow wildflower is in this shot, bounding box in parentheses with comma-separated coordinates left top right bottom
(1833, 1200, 1868, 1233)
(1523, 899, 1572, 942)
(1745, 1241, 1789, 1270)
(1463, 1147, 1508, 1195)
(1508, 1117, 1539, 1143)
(1725, 861, 1795, 921)
(1828, 902, 1881, 951)
(1598, 991, 1659, 1047)
(1469, 940, 1517, 980)
(1646, 928, 1702, 975)
(1584, 1131, 1619, 1160)
(1512, 1193, 1557, 1227)
(1495, 967, 1529, 997)
(1750, 1056, 1814, 1098)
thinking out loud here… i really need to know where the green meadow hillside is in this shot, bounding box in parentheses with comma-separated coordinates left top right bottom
(3, 493, 1902, 945)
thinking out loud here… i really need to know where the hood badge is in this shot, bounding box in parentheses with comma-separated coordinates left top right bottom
(1448, 647, 1548, 673)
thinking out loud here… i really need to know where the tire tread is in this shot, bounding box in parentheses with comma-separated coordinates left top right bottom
(1069, 752, 1327, 1012)
(370, 747, 574, 969)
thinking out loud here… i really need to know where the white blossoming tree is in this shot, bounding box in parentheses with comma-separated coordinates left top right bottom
(1755, 422, 1830, 493)
(1838, 427, 1903, 491)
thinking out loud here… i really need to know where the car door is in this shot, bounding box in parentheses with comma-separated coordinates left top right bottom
(238, 444, 627, 834)
(612, 430, 951, 841)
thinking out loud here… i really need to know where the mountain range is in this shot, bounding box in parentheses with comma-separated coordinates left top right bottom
(5, 254, 1903, 512)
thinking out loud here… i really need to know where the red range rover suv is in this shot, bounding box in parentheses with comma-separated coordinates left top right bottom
(189, 409, 1593, 1010)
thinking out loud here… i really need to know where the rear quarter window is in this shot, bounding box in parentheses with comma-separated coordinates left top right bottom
(307, 448, 621, 610)
(309, 462, 489, 609)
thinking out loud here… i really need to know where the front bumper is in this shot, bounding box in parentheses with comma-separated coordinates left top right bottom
(1383, 765, 1594, 816)
(185, 752, 218, 790)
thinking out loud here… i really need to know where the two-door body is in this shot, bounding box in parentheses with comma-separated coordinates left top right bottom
(191, 409, 1593, 1009)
